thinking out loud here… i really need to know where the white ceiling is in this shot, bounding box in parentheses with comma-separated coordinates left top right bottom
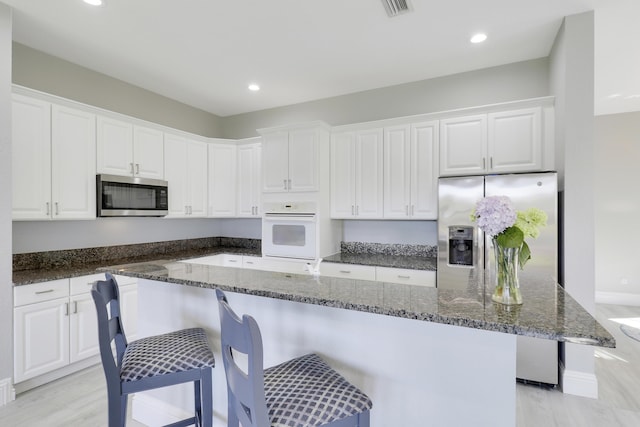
(4, 0, 635, 117)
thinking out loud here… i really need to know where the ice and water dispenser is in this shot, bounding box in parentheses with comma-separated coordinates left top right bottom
(448, 226, 474, 266)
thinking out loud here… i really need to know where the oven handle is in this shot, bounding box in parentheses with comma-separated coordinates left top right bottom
(263, 213, 316, 221)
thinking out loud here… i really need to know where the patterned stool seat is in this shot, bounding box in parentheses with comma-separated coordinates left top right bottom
(121, 328, 215, 382)
(264, 353, 373, 427)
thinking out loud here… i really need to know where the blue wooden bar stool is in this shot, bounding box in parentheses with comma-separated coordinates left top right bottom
(91, 273, 215, 427)
(216, 289, 372, 427)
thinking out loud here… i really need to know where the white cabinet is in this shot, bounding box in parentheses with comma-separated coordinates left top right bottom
(331, 128, 384, 218)
(12, 94, 51, 220)
(439, 107, 542, 176)
(237, 140, 262, 217)
(97, 117, 164, 179)
(260, 124, 327, 193)
(164, 133, 208, 217)
(208, 141, 237, 217)
(320, 263, 377, 281)
(114, 275, 138, 340)
(383, 122, 438, 219)
(375, 267, 436, 287)
(12, 95, 96, 220)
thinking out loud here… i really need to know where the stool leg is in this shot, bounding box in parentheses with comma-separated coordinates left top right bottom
(227, 393, 239, 427)
(358, 410, 370, 427)
(194, 379, 202, 424)
(201, 367, 213, 427)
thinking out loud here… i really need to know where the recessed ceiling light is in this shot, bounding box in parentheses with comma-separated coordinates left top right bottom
(470, 33, 487, 44)
(83, 0, 104, 6)
(248, 84, 260, 92)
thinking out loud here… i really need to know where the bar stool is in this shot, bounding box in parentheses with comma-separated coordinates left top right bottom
(216, 289, 372, 427)
(91, 273, 215, 427)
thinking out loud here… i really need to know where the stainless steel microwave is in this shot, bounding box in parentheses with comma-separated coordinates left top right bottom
(97, 174, 169, 217)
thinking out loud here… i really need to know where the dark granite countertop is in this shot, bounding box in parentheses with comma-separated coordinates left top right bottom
(323, 252, 437, 271)
(100, 259, 615, 349)
(12, 246, 261, 286)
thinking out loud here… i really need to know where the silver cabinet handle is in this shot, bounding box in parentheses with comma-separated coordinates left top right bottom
(351, 205, 355, 216)
(185, 206, 189, 215)
(65, 302, 69, 316)
(228, 259, 238, 263)
(188, 206, 193, 215)
(483, 157, 486, 169)
(73, 301, 78, 314)
(284, 179, 287, 190)
(411, 205, 415, 216)
(55, 202, 59, 216)
(136, 163, 140, 175)
(356, 205, 359, 216)
(339, 270, 352, 274)
(398, 275, 411, 279)
(288, 179, 291, 190)
(130, 163, 134, 174)
(490, 157, 493, 169)
(46, 202, 50, 216)
(246, 261, 254, 265)
(35, 289, 54, 295)
(406, 205, 409, 216)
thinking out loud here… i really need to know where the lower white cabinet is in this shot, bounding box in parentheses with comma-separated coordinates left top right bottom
(14, 273, 138, 383)
(320, 262, 436, 287)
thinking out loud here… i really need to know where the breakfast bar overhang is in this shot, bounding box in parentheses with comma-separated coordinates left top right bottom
(104, 261, 615, 427)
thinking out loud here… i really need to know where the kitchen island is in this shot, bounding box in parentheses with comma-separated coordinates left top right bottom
(103, 259, 614, 427)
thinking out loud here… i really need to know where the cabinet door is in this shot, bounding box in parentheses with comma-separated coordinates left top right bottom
(119, 283, 138, 341)
(287, 128, 318, 192)
(164, 133, 189, 217)
(51, 105, 96, 219)
(330, 132, 356, 218)
(69, 293, 99, 363)
(439, 114, 487, 176)
(12, 94, 52, 220)
(187, 140, 208, 217)
(261, 131, 289, 192)
(237, 143, 261, 217)
(410, 121, 439, 219)
(96, 116, 134, 176)
(133, 126, 165, 179)
(488, 107, 542, 173)
(14, 298, 70, 382)
(208, 143, 237, 217)
(383, 125, 411, 219)
(355, 128, 384, 218)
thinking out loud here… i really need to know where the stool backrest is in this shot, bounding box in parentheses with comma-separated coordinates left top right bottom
(91, 273, 128, 386)
(215, 289, 270, 427)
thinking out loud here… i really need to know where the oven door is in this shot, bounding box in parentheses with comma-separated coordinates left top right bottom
(262, 213, 317, 260)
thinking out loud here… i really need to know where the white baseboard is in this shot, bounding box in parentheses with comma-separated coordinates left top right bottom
(560, 363, 599, 398)
(596, 291, 640, 306)
(0, 377, 15, 406)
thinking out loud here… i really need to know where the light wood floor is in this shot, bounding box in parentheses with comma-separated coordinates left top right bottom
(1, 304, 639, 426)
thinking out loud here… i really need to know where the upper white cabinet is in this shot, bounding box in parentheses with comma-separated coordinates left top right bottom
(236, 140, 262, 217)
(331, 128, 384, 218)
(97, 117, 164, 179)
(164, 133, 208, 217)
(383, 121, 438, 219)
(208, 140, 238, 217)
(439, 107, 542, 176)
(13, 94, 96, 221)
(260, 123, 328, 193)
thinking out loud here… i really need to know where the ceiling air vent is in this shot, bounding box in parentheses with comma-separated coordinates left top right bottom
(381, 0, 412, 17)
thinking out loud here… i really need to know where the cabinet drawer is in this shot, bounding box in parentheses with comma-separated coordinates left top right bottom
(70, 273, 106, 296)
(376, 267, 436, 287)
(14, 279, 69, 307)
(222, 255, 243, 267)
(320, 263, 376, 281)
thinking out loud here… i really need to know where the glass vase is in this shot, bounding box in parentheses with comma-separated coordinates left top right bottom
(491, 238, 522, 305)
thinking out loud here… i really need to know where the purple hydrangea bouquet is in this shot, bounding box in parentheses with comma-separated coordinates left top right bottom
(471, 196, 547, 305)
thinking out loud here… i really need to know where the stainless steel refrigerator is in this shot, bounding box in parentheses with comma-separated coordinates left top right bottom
(437, 172, 559, 385)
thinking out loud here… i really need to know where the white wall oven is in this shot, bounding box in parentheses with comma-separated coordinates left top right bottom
(262, 202, 317, 260)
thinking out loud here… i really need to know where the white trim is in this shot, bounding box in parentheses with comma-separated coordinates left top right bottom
(595, 291, 640, 306)
(0, 377, 15, 406)
(560, 362, 599, 398)
(132, 394, 194, 426)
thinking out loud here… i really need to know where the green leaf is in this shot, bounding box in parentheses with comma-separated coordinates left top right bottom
(496, 227, 524, 248)
(519, 241, 531, 269)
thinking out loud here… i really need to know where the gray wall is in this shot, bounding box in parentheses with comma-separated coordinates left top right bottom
(221, 58, 550, 139)
(0, 2, 12, 396)
(13, 43, 223, 137)
(594, 112, 640, 297)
